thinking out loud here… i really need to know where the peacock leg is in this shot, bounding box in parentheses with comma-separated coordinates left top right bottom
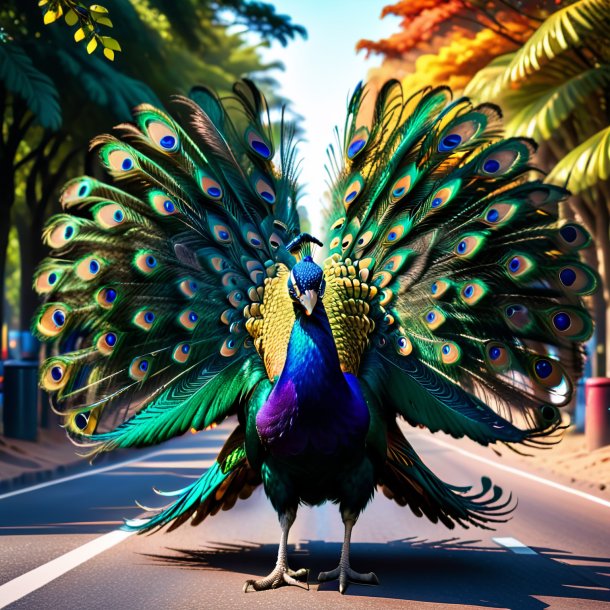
(243, 508, 309, 592)
(318, 512, 379, 594)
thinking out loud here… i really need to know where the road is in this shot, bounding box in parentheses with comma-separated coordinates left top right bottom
(0, 419, 609, 610)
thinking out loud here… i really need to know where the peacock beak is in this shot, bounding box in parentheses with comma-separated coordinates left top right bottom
(300, 290, 318, 316)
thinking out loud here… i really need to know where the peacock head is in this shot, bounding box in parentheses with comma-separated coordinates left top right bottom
(288, 256, 326, 316)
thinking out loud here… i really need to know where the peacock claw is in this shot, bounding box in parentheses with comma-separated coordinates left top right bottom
(318, 565, 379, 594)
(243, 567, 309, 592)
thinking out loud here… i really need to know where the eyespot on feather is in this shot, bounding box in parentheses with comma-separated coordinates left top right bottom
(129, 357, 151, 381)
(481, 202, 518, 227)
(346, 127, 368, 159)
(438, 115, 485, 152)
(454, 233, 486, 259)
(424, 307, 446, 331)
(97, 287, 118, 309)
(548, 307, 591, 341)
(430, 279, 451, 299)
(134, 251, 159, 275)
(246, 128, 273, 159)
(557, 224, 591, 249)
(178, 309, 199, 331)
(172, 343, 191, 363)
(150, 192, 178, 216)
(245, 229, 264, 249)
(389, 171, 414, 202)
(255, 177, 276, 204)
(269, 232, 283, 250)
(209, 217, 233, 245)
(331, 218, 345, 231)
(37, 304, 70, 338)
(47, 222, 78, 249)
(506, 254, 535, 280)
(343, 175, 363, 208)
(220, 336, 239, 357)
(372, 270, 394, 289)
(201, 176, 223, 201)
(35, 268, 63, 294)
(396, 334, 412, 356)
(479, 149, 519, 175)
(104, 147, 137, 173)
(329, 236, 341, 250)
(61, 178, 92, 204)
(557, 264, 597, 295)
(503, 303, 532, 332)
(76, 256, 104, 281)
(41, 359, 69, 391)
(532, 357, 564, 388)
(440, 341, 460, 364)
(145, 120, 179, 152)
(227, 290, 245, 308)
(96, 331, 118, 356)
(460, 280, 488, 305)
(179, 278, 198, 298)
(94, 203, 126, 229)
(133, 309, 156, 331)
(485, 342, 511, 372)
(428, 179, 460, 212)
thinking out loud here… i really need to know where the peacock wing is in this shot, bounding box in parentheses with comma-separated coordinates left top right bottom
(323, 80, 596, 447)
(35, 81, 301, 456)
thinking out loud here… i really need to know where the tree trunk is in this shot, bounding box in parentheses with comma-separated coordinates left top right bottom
(594, 201, 610, 378)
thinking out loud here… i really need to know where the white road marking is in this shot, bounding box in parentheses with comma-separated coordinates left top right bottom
(493, 537, 537, 555)
(0, 451, 167, 501)
(0, 529, 135, 608)
(420, 434, 610, 510)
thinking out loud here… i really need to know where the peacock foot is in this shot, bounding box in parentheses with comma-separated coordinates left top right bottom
(318, 563, 379, 594)
(243, 564, 309, 592)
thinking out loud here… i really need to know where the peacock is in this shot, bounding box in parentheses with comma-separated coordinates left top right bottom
(34, 79, 596, 594)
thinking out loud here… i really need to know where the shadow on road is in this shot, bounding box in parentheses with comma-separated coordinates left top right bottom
(142, 537, 610, 609)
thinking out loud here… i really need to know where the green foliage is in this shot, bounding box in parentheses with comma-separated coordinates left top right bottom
(0, 39, 61, 129)
(547, 125, 610, 194)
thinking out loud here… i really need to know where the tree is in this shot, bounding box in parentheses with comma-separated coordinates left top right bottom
(465, 0, 610, 375)
(0, 1, 306, 347)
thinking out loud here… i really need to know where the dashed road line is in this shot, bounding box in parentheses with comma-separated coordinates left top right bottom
(493, 537, 537, 555)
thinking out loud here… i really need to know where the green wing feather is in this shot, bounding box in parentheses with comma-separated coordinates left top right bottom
(34, 81, 300, 455)
(325, 80, 595, 447)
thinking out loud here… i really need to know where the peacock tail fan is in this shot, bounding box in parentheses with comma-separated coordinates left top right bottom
(34, 80, 301, 456)
(325, 79, 596, 451)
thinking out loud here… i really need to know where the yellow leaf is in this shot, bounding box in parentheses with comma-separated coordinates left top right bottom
(38, 0, 49, 6)
(43, 8, 62, 25)
(86, 37, 98, 54)
(65, 9, 78, 26)
(74, 27, 85, 42)
(100, 36, 121, 51)
(95, 16, 113, 27)
(90, 5, 109, 14)
(103, 48, 115, 61)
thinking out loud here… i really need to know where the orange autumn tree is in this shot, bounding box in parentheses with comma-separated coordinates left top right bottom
(358, 1, 555, 94)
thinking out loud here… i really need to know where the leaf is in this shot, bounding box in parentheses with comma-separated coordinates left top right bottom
(546, 126, 610, 193)
(74, 27, 85, 42)
(38, 0, 49, 6)
(86, 37, 98, 54)
(0, 42, 62, 130)
(501, 0, 610, 83)
(95, 16, 113, 28)
(65, 9, 78, 26)
(89, 5, 109, 14)
(43, 8, 63, 25)
(504, 64, 610, 140)
(103, 48, 115, 61)
(100, 36, 121, 51)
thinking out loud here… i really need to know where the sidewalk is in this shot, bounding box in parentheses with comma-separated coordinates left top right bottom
(0, 427, 86, 493)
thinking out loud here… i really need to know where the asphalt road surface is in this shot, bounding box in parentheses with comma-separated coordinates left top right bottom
(1, 419, 609, 610)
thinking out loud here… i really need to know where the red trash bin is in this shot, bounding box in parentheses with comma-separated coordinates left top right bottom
(585, 377, 610, 451)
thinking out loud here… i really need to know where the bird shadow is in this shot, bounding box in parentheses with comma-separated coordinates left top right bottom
(141, 537, 610, 609)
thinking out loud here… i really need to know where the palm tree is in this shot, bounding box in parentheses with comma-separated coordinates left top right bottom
(465, 0, 610, 375)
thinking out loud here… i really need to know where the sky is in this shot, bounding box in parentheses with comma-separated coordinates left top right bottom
(257, 0, 399, 235)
